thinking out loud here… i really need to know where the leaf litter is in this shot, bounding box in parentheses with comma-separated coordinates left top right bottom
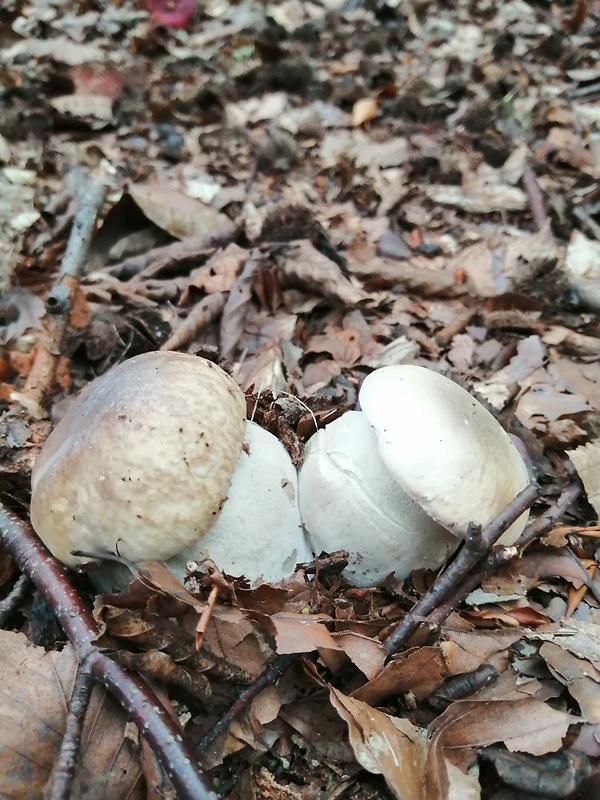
(1, 0, 600, 797)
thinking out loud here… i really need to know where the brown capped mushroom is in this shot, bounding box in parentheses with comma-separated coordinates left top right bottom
(31, 351, 246, 567)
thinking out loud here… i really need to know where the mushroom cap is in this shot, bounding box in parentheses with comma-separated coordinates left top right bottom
(31, 351, 246, 566)
(298, 411, 459, 587)
(358, 365, 530, 544)
(168, 421, 312, 586)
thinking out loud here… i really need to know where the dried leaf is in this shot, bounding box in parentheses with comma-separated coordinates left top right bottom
(568, 441, 600, 517)
(277, 240, 365, 305)
(0, 629, 142, 798)
(220, 255, 261, 359)
(352, 97, 378, 127)
(329, 687, 427, 800)
(540, 642, 600, 723)
(128, 185, 232, 241)
(352, 646, 447, 704)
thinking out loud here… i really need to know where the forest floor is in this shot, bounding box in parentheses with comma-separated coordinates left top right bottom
(1, 1, 600, 798)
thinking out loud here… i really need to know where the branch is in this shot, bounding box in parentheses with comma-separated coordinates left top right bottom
(0, 504, 217, 800)
(382, 483, 540, 656)
(427, 481, 582, 625)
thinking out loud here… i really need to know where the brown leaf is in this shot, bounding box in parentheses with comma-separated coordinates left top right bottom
(540, 641, 600, 723)
(306, 325, 362, 366)
(0, 629, 142, 798)
(430, 698, 574, 754)
(353, 646, 447, 704)
(325, 632, 387, 680)
(128, 185, 233, 241)
(568, 440, 600, 518)
(441, 628, 524, 675)
(329, 687, 427, 800)
(529, 620, 600, 670)
(352, 97, 378, 127)
(251, 611, 343, 655)
(482, 550, 599, 599)
(425, 698, 575, 798)
(276, 240, 365, 305)
(220, 254, 261, 359)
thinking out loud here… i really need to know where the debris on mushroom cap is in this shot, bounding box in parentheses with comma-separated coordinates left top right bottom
(359, 365, 531, 545)
(299, 411, 459, 587)
(30, 351, 246, 567)
(168, 421, 312, 586)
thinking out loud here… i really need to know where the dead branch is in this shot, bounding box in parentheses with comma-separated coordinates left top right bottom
(382, 483, 540, 656)
(0, 572, 31, 627)
(160, 292, 226, 352)
(521, 169, 548, 231)
(45, 662, 95, 800)
(21, 179, 107, 412)
(0, 503, 217, 800)
(428, 482, 582, 625)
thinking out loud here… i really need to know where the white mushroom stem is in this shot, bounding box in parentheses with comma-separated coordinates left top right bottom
(167, 421, 312, 586)
(299, 365, 531, 587)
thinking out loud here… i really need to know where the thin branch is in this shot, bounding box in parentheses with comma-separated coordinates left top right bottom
(45, 662, 95, 800)
(22, 179, 106, 412)
(382, 483, 539, 656)
(522, 168, 548, 231)
(0, 572, 31, 627)
(194, 653, 297, 756)
(0, 503, 217, 800)
(426, 482, 582, 627)
(57, 180, 107, 281)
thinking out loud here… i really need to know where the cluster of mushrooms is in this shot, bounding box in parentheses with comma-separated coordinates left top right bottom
(30, 351, 530, 589)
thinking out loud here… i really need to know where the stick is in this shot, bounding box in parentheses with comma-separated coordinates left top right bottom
(22, 179, 106, 412)
(0, 504, 217, 800)
(194, 653, 297, 755)
(45, 662, 95, 800)
(427, 482, 582, 625)
(522, 169, 548, 231)
(382, 484, 539, 656)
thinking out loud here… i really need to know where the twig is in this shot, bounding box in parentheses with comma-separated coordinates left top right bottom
(108, 231, 235, 281)
(45, 662, 95, 800)
(0, 571, 31, 627)
(382, 484, 539, 656)
(0, 503, 217, 800)
(194, 653, 297, 756)
(522, 169, 548, 231)
(22, 179, 106, 412)
(57, 180, 107, 282)
(160, 293, 226, 352)
(573, 205, 600, 241)
(428, 482, 583, 626)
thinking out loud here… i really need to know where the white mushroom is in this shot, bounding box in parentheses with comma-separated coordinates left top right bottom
(30, 351, 308, 586)
(299, 411, 458, 586)
(168, 421, 312, 586)
(299, 365, 530, 587)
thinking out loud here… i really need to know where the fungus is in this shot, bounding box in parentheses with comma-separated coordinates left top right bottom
(299, 365, 530, 587)
(30, 351, 308, 586)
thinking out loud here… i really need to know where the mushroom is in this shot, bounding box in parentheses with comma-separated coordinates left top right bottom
(30, 351, 309, 586)
(299, 365, 530, 587)
(167, 420, 312, 586)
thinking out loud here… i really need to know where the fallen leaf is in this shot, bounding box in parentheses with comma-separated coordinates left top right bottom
(128, 185, 232, 241)
(352, 97, 378, 127)
(0, 629, 143, 798)
(277, 240, 365, 306)
(568, 441, 600, 517)
(330, 687, 427, 800)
